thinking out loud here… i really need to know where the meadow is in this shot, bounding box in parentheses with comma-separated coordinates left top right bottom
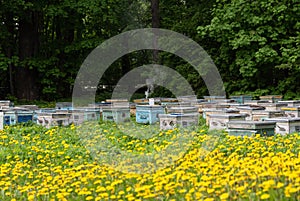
(0, 120, 299, 201)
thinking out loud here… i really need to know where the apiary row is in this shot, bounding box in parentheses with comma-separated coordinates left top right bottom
(199, 95, 300, 136)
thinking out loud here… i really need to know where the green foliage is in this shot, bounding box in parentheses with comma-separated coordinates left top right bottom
(0, 0, 299, 101)
(197, 0, 300, 97)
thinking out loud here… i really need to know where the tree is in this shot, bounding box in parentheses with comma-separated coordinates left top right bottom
(197, 0, 300, 98)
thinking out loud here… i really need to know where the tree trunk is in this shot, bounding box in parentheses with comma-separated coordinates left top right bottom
(15, 11, 40, 100)
(151, 0, 159, 63)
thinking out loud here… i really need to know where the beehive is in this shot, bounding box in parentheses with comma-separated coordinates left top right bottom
(278, 100, 300, 107)
(264, 117, 300, 135)
(56, 102, 73, 110)
(252, 110, 285, 121)
(227, 121, 276, 137)
(281, 107, 300, 118)
(136, 105, 165, 124)
(208, 114, 246, 130)
(259, 95, 282, 103)
(230, 95, 252, 104)
(159, 113, 199, 130)
(3, 110, 17, 126)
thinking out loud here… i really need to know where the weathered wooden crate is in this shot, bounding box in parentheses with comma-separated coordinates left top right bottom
(208, 114, 246, 130)
(230, 95, 252, 104)
(252, 110, 285, 121)
(159, 113, 199, 130)
(102, 107, 130, 123)
(281, 107, 300, 118)
(16, 110, 34, 123)
(278, 100, 300, 107)
(167, 106, 198, 114)
(56, 102, 73, 110)
(36, 112, 71, 128)
(237, 105, 265, 121)
(259, 95, 283, 103)
(257, 103, 287, 111)
(3, 110, 17, 126)
(136, 105, 165, 124)
(227, 121, 276, 136)
(264, 117, 300, 135)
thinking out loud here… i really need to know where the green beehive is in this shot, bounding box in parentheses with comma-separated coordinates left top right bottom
(227, 121, 276, 137)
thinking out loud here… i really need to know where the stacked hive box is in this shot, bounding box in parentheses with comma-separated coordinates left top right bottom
(264, 117, 300, 135)
(136, 105, 165, 124)
(102, 99, 130, 123)
(259, 95, 282, 103)
(37, 112, 71, 128)
(159, 106, 199, 130)
(208, 113, 247, 130)
(281, 106, 300, 118)
(226, 121, 276, 137)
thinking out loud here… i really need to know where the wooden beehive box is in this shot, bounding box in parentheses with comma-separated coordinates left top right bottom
(37, 112, 71, 128)
(68, 110, 85, 125)
(16, 110, 34, 123)
(230, 95, 252, 104)
(130, 103, 136, 116)
(158, 113, 199, 130)
(237, 105, 265, 121)
(278, 100, 300, 107)
(264, 117, 300, 135)
(281, 106, 300, 118)
(259, 95, 282, 103)
(243, 100, 269, 105)
(0, 100, 13, 108)
(208, 113, 246, 130)
(227, 121, 276, 137)
(177, 95, 198, 106)
(102, 106, 130, 123)
(80, 107, 100, 121)
(15, 105, 39, 110)
(252, 110, 285, 121)
(3, 110, 17, 126)
(56, 102, 73, 110)
(257, 103, 287, 111)
(167, 106, 198, 114)
(136, 105, 165, 124)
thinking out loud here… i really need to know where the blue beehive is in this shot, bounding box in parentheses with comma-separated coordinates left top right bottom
(3, 110, 17, 125)
(16, 110, 34, 123)
(136, 105, 165, 124)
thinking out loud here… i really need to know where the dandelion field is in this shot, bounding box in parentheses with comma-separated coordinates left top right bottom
(0, 120, 300, 201)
